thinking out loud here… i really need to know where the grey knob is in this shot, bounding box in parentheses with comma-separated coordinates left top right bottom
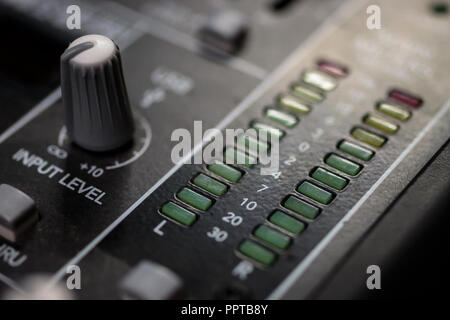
(61, 34, 134, 152)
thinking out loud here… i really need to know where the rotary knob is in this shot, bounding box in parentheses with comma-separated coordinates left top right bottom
(60, 34, 134, 152)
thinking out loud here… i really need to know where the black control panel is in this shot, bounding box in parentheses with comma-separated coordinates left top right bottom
(0, 0, 449, 299)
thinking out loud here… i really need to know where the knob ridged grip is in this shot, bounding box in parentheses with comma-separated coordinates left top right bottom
(61, 34, 134, 152)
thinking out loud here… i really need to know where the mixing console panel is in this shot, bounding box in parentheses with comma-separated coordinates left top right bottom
(0, 0, 449, 299)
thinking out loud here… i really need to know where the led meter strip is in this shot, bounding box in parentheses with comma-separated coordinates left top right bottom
(268, 99, 450, 299)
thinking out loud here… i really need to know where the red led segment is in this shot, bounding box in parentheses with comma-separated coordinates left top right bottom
(317, 59, 349, 78)
(388, 89, 423, 109)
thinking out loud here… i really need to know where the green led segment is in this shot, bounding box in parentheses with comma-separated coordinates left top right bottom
(161, 202, 196, 226)
(297, 181, 333, 205)
(283, 195, 320, 219)
(224, 148, 257, 168)
(301, 69, 338, 91)
(177, 187, 212, 211)
(264, 108, 298, 128)
(351, 127, 386, 148)
(236, 134, 269, 154)
(207, 162, 242, 183)
(254, 225, 291, 250)
(277, 94, 310, 115)
(325, 154, 362, 176)
(250, 121, 285, 140)
(269, 211, 306, 235)
(290, 83, 324, 103)
(192, 173, 228, 196)
(239, 240, 276, 266)
(338, 140, 374, 161)
(376, 101, 411, 121)
(364, 114, 399, 134)
(311, 167, 348, 190)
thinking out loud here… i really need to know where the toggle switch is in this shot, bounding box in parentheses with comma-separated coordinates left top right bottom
(0, 184, 38, 242)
